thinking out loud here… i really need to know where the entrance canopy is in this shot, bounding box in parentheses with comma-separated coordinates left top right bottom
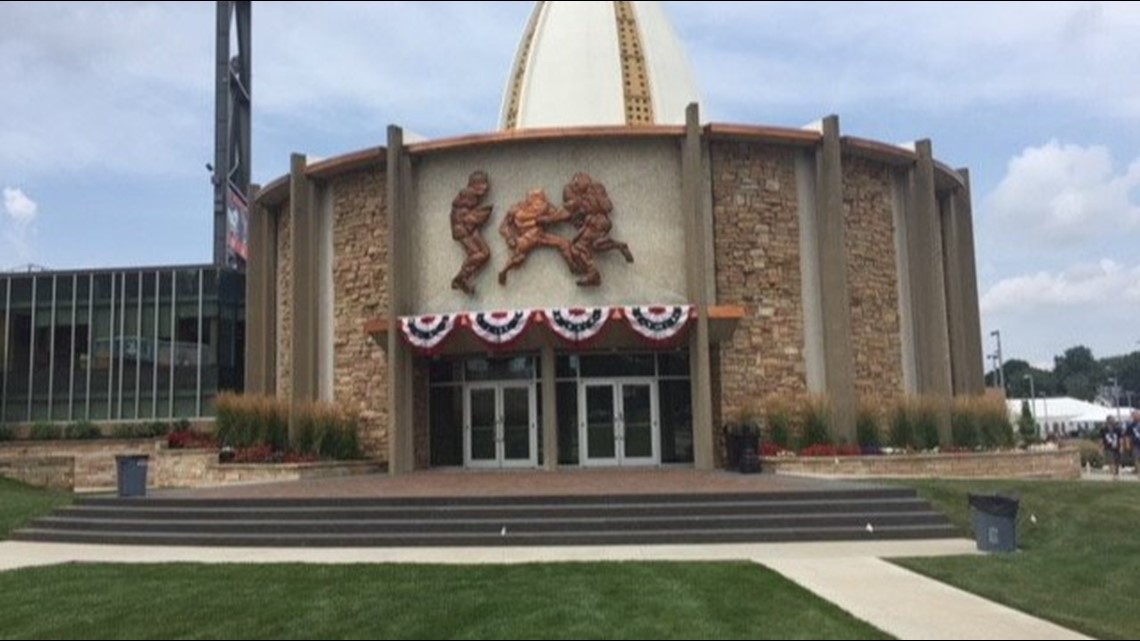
(365, 305, 743, 355)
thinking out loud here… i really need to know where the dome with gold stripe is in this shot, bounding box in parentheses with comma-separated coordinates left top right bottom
(500, 1, 704, 130)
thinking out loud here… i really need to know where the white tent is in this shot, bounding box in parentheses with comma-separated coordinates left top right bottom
(1007, 397, 1136, 438)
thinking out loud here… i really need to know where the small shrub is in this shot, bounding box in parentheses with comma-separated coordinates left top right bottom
(950, 398, 980, 449)
(319, 408, 361, 461)
(68, 421, 102, 440)
(765, 403, 794, 451)
(1017, 400, 1040, 445)
(1077, 439, 1104, 469)
(889, 403, 916, 450)
(913, 400, 941, 450)
(855, 401, 882, 448)
(799, 397, 832, 450)
(30, 421, 61, 440)
(111, 424, 156, 439)
(975, 396, 1015, 448)
(0, 423, 11, 441)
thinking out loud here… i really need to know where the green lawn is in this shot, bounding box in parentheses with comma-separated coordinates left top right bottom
(897, 479, 1140, 640)
(0, 478, 72, 540)
(0, 562, 889, 640)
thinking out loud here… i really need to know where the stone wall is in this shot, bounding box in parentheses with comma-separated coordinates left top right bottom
(764, 448, 1080, 480)
(330, 168, 389, 458)
(711, 141, 807, 421)
(0, 440, 381, 491)
(275, 203, 293, 398)
(843, 158, 903, 400)
(0, 439, 161, 491)
(0, 456, 73, 490)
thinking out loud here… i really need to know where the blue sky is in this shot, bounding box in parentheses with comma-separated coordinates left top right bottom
(2, 1, 1138, 367)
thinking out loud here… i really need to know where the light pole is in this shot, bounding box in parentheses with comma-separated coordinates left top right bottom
(1109, 377, 1121, 419)
(990, 330, 1004, 391)
(1024, 374, 1037, 438)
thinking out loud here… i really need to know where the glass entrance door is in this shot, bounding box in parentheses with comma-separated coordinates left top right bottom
(579, 379, 659, 466)
(464, 383, 536, 468)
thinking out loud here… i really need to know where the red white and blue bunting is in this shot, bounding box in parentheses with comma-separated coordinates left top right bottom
(399, 314, 457, 353)
(623, 305, 693, 344)
(395, 305, 694, 353)
(467, 309, 534, 347)
(546, 307, 611, 344)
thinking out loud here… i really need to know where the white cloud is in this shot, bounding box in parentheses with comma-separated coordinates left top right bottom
(3, 186, 38, 263)
(673, 2, 1140, 119)
(984, 141, 1140, 242)
(981, 259, 1140, 315)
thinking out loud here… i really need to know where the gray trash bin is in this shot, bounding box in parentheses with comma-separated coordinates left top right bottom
(968, 493, 1018, 552)
(115, 454, 149, 498)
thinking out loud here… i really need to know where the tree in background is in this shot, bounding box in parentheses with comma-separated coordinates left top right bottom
(1017, 399, 1039, 444)
(1053, 346, 1102, 401)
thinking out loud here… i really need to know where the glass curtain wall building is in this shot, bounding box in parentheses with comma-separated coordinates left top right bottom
(0, 266, 244, 424)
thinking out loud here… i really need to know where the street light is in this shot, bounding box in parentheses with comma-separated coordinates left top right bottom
(1109, 377, 1121, 419)
(990, 330, 1004, 391)
(1024, 373, 1036, 411)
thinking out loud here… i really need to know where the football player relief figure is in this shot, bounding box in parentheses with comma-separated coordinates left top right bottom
(449, 171, 494, 295)
(561, 172, 634, 287)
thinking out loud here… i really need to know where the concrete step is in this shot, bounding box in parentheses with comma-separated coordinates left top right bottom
(11, 523, 961, 547)
(51, 497, 935, 521)
(14, 487, 961, 547)
(31, 511, 952, 534)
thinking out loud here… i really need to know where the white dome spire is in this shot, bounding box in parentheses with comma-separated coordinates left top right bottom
(500, 1, 703, 130)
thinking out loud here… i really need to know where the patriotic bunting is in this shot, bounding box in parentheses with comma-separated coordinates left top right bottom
(547, 307, 611, 344)
(396, 305, 695, 352)
(399, 314, 457, 353)
(623, 305, 693, 344)
(467, 309, 534, 346)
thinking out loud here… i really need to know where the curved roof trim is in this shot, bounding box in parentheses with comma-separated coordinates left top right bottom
(254, 125, 967, 207)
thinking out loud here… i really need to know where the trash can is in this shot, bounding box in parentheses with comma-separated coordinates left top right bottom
(967, 493, 1018, 552)
(115, 454, 149, 498)
(739, 439, 761, 474)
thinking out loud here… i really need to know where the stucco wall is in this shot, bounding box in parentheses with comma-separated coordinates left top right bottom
(408, 137, 686, 313)
(843, 157, 904, 400)
(711, 141, 807, 418)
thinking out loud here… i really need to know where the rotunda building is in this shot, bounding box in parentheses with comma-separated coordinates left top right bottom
(247, 1, 984, 473)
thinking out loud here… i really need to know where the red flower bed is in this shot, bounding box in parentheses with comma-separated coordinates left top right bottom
(167, 430, 217, 450)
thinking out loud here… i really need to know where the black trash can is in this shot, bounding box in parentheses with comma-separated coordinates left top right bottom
(739, 439, 761, 474)
(115, 454, 150, 498)
(967, 493, 1018, 552)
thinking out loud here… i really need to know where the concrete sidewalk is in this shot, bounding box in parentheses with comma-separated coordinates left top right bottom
(0, 538, 1090, 640)
(0, 538, 974, 571)
(761, 557, 1089, 640)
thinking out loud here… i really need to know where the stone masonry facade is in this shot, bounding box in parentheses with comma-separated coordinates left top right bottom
(275, 202, 293, 399)
(711, 141, 808, 423)
(842, 157, 903, 401)
(330, 168, 389, 458)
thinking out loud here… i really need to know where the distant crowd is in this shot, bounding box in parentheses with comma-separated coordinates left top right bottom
(1101, 410, 1140, 478)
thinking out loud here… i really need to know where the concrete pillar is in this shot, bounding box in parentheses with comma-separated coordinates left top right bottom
(541, 343, 558, 469)
(386, 126, 415, 475)
(683, 103, 714, 470)
(942, 191, 968, 395)
(815, 115, 857, 443)
(909, 141, 953, 442)
(288, 154, 319, 446)
(244, 185, 276, 395)
(891, 171, 918, 395)
(954, 169, 985, 394)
